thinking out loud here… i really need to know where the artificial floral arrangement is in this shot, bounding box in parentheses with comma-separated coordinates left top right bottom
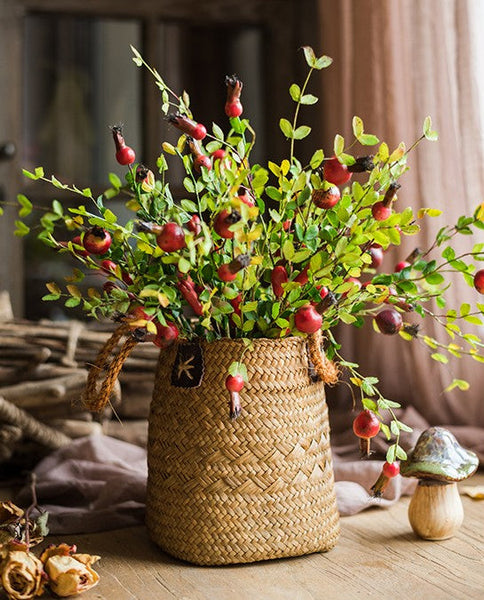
(0, 478, 100, 600)
(3, 46, 484, 500)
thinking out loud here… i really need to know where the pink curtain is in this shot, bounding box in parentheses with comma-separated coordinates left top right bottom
(317, 1, 484, 438)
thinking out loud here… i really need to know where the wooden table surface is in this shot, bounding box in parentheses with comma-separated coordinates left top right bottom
(6, 473, 484, 600)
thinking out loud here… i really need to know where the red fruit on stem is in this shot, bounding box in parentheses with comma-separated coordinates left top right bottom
(69, 235, 90, 257)
(323, 156, 352, 186)
(225, 74, 243, 118)
(153, 322, 179, 349)
(225, 101, 243, 118)
(217, 263, 238, 282)
(218, 255, 250, 282)
(237, 188, 255, 207)
(122, 271, 134, 285)
(101, 260, 117, 274)
(317, 285, 329, 300)
(375, 308, 403, 335)
(111, 125, 136, 165)
(213, 209, 241, 239)
(368, 246, 384, 269)
(271, 265, 289, 298)
(156, 222, 186, 252)
(473, 269, 484, 293)
(176, 275, 204, 316)
(294, 264, 309, 285)
(211, 148, 227, 161)
(83, 227, 112, 255)
(371, 461, 400, 497)
(193, 154, 212, 172)
(312, 185, 341, 209)
(294, 304, 322, 334)
(230, 293, 242, 316)
(225, 374, 244, 393)
(168, 114, 206, 140)
(116, 146, 136, 166)
(187, 215, 202, 235)
(352, 409, 380, 456)
(395, 260, 411, 273)
(372, 201, 392, 221)
(282, 219, 292, 231)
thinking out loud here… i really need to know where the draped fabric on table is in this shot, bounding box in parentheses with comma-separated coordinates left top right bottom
(317, 0, 484, 453)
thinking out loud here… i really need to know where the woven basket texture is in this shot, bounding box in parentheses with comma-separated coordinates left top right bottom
(146, 336, 340, 565)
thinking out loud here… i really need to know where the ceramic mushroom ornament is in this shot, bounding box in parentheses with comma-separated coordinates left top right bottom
(400, 427, 479, 540)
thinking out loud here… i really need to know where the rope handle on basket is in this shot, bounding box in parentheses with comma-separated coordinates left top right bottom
(83, 324, 138, 412)
(307, 330, 339, 385)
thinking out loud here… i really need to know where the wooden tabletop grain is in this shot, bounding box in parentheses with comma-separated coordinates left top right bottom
(4, 473, 484, 600)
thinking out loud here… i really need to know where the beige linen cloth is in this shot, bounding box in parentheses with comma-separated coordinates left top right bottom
(16, 406, 482, 534)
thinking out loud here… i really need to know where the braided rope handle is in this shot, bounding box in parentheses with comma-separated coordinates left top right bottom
(307, 330, 339, 385)
(83, 324, 138, 412)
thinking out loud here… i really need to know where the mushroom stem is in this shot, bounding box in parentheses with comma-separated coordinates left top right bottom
(408, 480, 464, 540)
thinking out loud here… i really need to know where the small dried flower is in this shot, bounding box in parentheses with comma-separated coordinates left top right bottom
(41, 544, 100, 597)
(0, 542, 46, 600)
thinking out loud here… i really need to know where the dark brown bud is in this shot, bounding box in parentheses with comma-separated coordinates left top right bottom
(347, 155, 374, 173)
(382, 182, 401, 207)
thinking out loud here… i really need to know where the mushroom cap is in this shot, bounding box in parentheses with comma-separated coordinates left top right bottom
(400, 426, 479, 482)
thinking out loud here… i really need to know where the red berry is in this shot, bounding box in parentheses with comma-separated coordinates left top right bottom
(217, 263, 238, 282)
(382, 461, 400, 478)
(156, 222, 186, 252)
(115, 146, 136, 165)
(375, 308, 403, 335)
(312, 185, 341, 209)
(368, 246, 384, 269)
(168, 114, 207, 140)
(294, 304, 322, 334)
(153, 322, 179, 349)
(473, 269, 484, 293)
(70, 235, 90, 257)
(395, 260, 411, 273)
(225, 374, 244, 393)
(213, 209, 240, 239)
(230, 293, 242, 316)
(211, 149, 227, 161)
(101, 260, 117, 274)
(324, 156, 352, 186)
(352, 410, 380, 440)
(271, 265, 289, 298)
(372, 201, 392, 221)
(187, 215, 201, 235)
(317, 285, 329, 300)
(83, 227, 112, 255)
(282, 219, 292, 231)
(294, 264, 309, 285)
(122, 271, 134, 285)
(193, 154, 212, 172)
(238, 189, 255, 207)
(225, 100, 243, 118)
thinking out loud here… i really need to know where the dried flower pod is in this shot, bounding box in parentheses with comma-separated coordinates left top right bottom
(0, 543, 46, 600)
(40, 544, 100, 598)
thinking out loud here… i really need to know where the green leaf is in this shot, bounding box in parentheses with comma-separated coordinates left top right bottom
(279, 118, 294, 138)
(302, 46, 316, 67)
(333, 134, 345, 157)
(431, 352, 448, 364)
(395, 446, 408, 460)
(352, 116, 364, 138)
(314, 55, 333, 70)
(14, 220, 30, 237)
(423, 115, 439, 141)
(386, 445, 396, 463)
(42, 293, 60, 301)
(17, 194, 32, 217)
(357, 133, 380, 146)
(65, 297, 81, 308)
(289, 83, 301, 102)
(445, 378, 470, 392)
(293, 125, 311, 140)
(310, 149, 325, 169)
(300, 94, 318, 105)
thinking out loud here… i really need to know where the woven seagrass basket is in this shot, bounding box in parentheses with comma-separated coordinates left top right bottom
(145, 336, 340, 565)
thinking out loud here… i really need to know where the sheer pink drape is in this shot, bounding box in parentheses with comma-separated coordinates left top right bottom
(317, 1, 484, 436)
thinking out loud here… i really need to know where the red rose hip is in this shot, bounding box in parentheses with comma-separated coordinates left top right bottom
(323, 156, 352, 186)
(294, 304, 322, 334)
(156, 222, 186, 252)
(375, 308, 403, 335)
(353, 409, 380, 456)
(473, 269, 484, 293)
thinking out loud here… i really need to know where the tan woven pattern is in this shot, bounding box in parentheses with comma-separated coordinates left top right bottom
(146, 337, 340, 565)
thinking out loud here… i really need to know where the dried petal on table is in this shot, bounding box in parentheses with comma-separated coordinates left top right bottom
(0, 542, 46, 600)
